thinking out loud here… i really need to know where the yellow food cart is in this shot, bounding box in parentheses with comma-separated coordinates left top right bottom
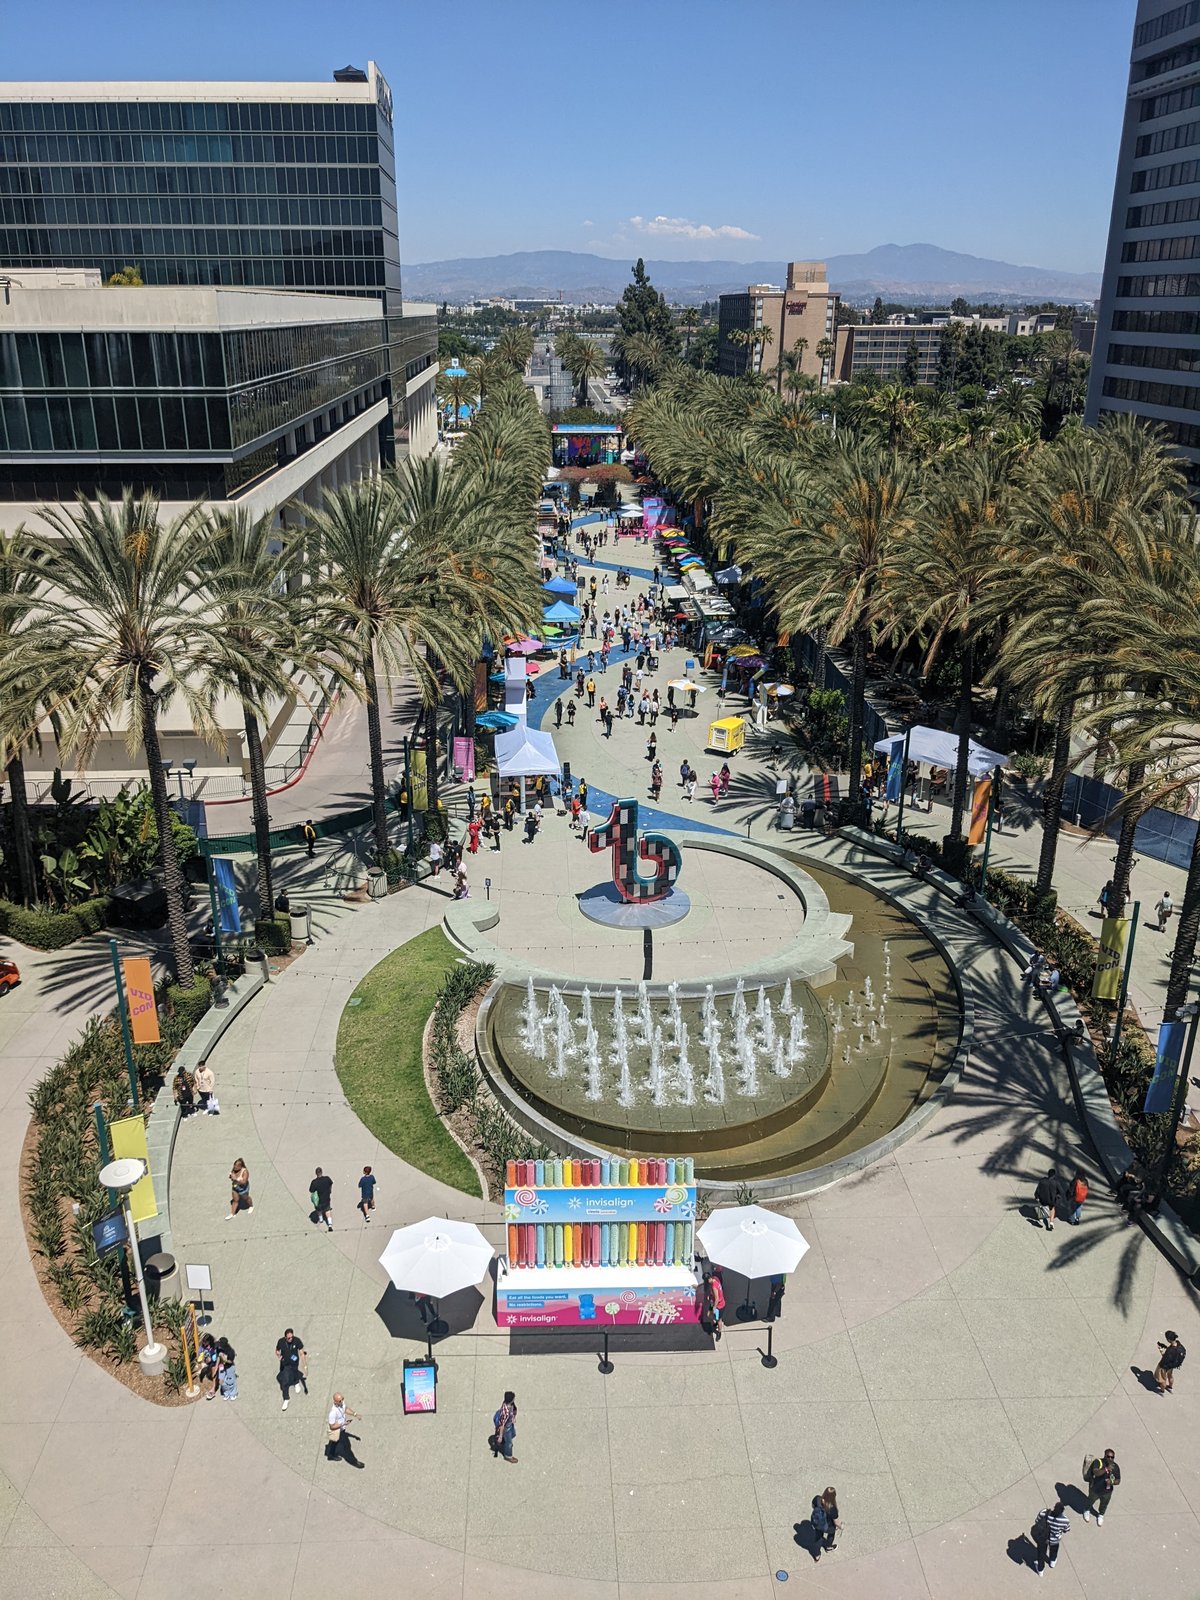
(707, 715, 746, 755)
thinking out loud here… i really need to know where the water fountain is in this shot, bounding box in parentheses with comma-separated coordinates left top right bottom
(788, 1010, 806, 1065)
(648, 1025, 667, 1106)
(677, 1022, 695, 1105)
(842, 1043, 852, 1065)
(636, 979, 653, 1045)
(737, 1032, 759, 1097)
(856, 1032, 865, 1053)
(864, 976, 875, 1011)
(754, 985, 768, 1024)
(771, 1037, 790, 1078)
(584, 1024, 602, 1100)
(580, 987, 594, 1031)
(701, 985, 719, 1046)
(867, 1018, 878, 1045)
(780, 979, 794, 1016)
(704, 1031, 725, 1105)
(759, 998, 776, 1053)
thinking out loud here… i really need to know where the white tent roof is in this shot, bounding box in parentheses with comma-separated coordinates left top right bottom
(874, 724, 1008, 779)
(495, 723, 561, 777)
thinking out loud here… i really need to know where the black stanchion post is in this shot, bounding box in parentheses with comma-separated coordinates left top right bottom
(761, 1325, 777, 1369)
(599, 1330, 613, 1374)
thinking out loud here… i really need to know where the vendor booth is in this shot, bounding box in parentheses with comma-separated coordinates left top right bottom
(873, 725, 1007, 778)
(707, 716, 746, 755)
(496, 1157, 701, 1329)
(494, 724, 560, 808)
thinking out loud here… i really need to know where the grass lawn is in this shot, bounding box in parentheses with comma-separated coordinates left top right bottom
(335, 925, 482, 1198)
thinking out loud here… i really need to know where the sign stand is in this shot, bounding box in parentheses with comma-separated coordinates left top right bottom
(185, 1262, 212, 1326)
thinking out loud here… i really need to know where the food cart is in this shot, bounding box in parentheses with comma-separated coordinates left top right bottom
(706, 715, 746, 755)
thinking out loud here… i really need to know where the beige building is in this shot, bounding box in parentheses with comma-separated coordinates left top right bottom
(718, 262, 839, 388)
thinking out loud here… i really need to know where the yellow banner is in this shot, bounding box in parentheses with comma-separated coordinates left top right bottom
(968, 778, 991, 846)
(1092, 916, 1129, 1001)
(109, 1115, 158, 1224)
(122, 956, 160, 1045)
(410, 747, 429, 812)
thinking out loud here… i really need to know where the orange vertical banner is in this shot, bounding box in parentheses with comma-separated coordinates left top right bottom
(968, 778, 992, 847)
(122, 956, 160, 1044)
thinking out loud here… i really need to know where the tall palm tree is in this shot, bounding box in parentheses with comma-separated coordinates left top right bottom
(0, 528, 58, 906)
(5, 493, 248, 984)
(739, 440, 915, 803)
(679, 307, 700, 358)
(897, 452, 1010, 841)
(730, 324, 773, 380)
(815, 335, 836, 389)
(437, 369, 473, 432)
(562, 337, 606, 408)
(192, 508, 347, 918)
(493, 327, 534, 373)
(778, 336, 808, 400)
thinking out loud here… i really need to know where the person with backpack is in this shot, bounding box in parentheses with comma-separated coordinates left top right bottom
(1154, 1330, 1186, 1394)
(491, 1390, 518, 1463)
(1068, 1169, 1088, 1225)
(809, 1486, 840, 1561)
(1033, 1501, 1070, 1572)
(1082, 1448, 1120, 1523)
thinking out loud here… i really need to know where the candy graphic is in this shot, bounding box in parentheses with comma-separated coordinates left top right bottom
(665, 1184, 687, 1207)
(513, 1186, 537, 1207)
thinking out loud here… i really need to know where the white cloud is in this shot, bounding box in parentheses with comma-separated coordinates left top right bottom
(628, 214, 759, 242)
(582, 219, 595, 227)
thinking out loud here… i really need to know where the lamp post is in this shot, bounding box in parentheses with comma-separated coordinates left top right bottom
(97, 1157, 166, 1376)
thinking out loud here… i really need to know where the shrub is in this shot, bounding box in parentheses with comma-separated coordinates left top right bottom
(166, 976, 211, 1031)
(1009, 751, 1047, 783)
(0, 896, 108, 949)
(254, 916, 291, 955)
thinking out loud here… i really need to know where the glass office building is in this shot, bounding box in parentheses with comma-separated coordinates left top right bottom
(0, 65, 436, 467)
(1087, 1, 1200, 492)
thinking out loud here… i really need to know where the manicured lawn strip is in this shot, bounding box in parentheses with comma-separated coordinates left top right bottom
(335, 926, 481, 1198)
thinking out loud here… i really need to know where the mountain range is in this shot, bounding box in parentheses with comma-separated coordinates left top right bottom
(405, 244, 1101, 306)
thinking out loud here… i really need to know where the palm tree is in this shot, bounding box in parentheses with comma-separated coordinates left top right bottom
(618, 331, 668, 389)
(0, 528, 57, 906)
(730, 324, 773, 380)
(869, 383, 920, 452)
(192, 508, 346, 918)
(562, 337, 606, 408)
(437, 368, 473, 432)
(897, 452, 1010, 841)
(815, 335, 836, 389)
(991, 379, 1041, 426)
(778, 336, 808, 400)
(739, 440, 915, 803)
(679, 307, 700, 358)
(493, 327, 534, 373)
(5, 493, 246, 984)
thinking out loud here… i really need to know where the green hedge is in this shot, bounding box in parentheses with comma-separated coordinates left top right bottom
(254, 916, 291, 955)
(0, 896, 108, 949)
(165, 975, 212, 1033)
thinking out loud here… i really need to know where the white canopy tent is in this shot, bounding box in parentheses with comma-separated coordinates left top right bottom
(495, 725, 560, 809)
(874, 724, 1008, 779)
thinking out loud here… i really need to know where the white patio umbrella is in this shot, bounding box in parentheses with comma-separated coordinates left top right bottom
(697, 1205, 810, 1278)
(379, 1217, 494, 1337)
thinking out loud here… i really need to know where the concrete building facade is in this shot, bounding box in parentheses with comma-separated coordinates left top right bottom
(1085, 0, 1200, 491)
(718, 262, 839, 388)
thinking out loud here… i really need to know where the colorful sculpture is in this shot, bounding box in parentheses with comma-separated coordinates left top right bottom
(588, 798, 682, 904)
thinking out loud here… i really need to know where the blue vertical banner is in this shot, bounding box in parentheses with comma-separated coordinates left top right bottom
(212, 856, 241, 935)
(886, 741, 904, 804)
(1145, 1020, 1184, 1114)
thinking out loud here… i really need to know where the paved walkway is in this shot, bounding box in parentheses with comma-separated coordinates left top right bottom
(1, 531, 1199, 1598)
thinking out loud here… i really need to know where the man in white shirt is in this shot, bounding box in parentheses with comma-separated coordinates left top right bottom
(326, 1392, 364, 1468)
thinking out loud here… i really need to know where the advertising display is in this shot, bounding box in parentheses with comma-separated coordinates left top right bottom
(402, 1358, 438, 1414)
(497, 1156, 701, 1330)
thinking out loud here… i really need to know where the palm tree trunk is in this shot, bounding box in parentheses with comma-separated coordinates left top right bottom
(1034, 701, 1073, 903)
(240, 686, 274, 917)
(362, 648, 389, 861)
(5, 752, 36, 907)
(1109, 758, 1146, 916)
(1164, 817, 1200, 1018)
(848, 627, 867, 805)
(139, 679, 193, 986)
(950, 636, 975, 839)
(425, 702, 441, 812)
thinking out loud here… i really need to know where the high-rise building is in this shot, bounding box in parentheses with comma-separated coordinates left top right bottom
(1086, 0, 1200, 491)
(718, 263, 839, 388)
(0, 64, 436, 467)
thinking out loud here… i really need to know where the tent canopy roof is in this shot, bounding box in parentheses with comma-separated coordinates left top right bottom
(495, 724, 560, 777)
(874, 724, 1008, 778)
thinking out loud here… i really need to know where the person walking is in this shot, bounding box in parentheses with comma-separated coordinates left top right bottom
(709, 771, 720, 803)
(491, 1390, 519, 1463)
(1068, 1169, 1088, 1225)
(326, 1393, 364, 1468)
(428, 837, 444, 878)
(586, 676, 596, 707)
(650, 762, 663, 801)
(357, 1165, 377, 1222)
(646, 731, 657, 763)
(566, 699, 576, 727)
(554, 698, 563, 729)
(685, 771, 697, 802)
(310, 1167, 333, 1231)
(1156, 890, 1174, 931)
(719, 763, 731, 797)
(809, 1487, 841, 1561)
(227, 1158, 251, 1218)
(276, 1328, 308, 1410)
(1034, 1169, 1059, 1231)
(1153, 1329, 1186, 1394)
(1098, 878, 1113, 916)
(303, 819, 317, 858)
(1082, 1449, 1120, 1523)
(194, 1059, 217, 1114)
(1033, 1501, 1069, 1573)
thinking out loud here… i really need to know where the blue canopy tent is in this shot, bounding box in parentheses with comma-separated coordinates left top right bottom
(543, 576, 577, 598)
(543, 600, 581, 624)
(476, 710, 520, 732)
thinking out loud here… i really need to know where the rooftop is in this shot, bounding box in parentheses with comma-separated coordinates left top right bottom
(0, 285, 385, 330)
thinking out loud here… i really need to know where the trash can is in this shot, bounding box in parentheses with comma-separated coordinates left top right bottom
(143, 1251, 181, 1304)
(247, 946, 270, 983)
(366, 868, 387, 902)
(779, 797, 795, 831)
(291, 906, 313, 943)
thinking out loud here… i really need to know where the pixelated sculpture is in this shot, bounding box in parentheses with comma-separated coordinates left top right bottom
(588, 798, 682, 903)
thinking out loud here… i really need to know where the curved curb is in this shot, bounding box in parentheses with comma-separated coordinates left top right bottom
(841, 825, 1200, 1282)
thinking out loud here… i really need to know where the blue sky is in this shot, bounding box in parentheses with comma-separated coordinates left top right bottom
(7, 0, 1135, 270)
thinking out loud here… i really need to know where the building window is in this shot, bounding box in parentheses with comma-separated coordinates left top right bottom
(1111, 306, 1200, 336)
(1115, 272, 1200, 295)
(1126, 195, 1200, 228)
(1121, 232, 1200, 262)
(1134, 1, 1200, 48)
(1102, 374, 1200, 411)
(1128, 157, 1200, 192)
(1136, 116, 1200, 157)
(1139, 83, 1200, 120)
(1107, 341, 1200, 372)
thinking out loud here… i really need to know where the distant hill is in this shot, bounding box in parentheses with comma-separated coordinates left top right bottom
(404, 244, 1100, 306)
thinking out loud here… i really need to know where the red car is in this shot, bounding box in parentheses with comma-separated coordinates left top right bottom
(0, 959, 20, 992)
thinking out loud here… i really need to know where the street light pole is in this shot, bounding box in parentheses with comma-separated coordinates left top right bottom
(98, 1157, 166, 1376)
